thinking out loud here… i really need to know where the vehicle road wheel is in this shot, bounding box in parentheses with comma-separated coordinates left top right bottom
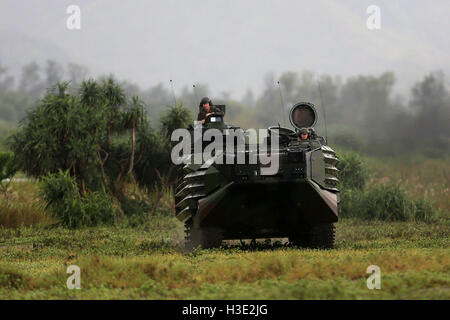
(309, 223, 335, 249)
(289, 223, 335, 249)
(288, 229, 310, 248)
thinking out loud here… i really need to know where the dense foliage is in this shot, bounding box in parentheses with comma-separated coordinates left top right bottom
(10, 79, 147, 195)
(1, 61, 446, 226)
(1, 61, 449, 157)
(40, 170, 118, 228)
(0, 151, 18, 198)
(8, 79, 191, 227)
(337, 151, 437, 222)
(336, 151, 367, 190)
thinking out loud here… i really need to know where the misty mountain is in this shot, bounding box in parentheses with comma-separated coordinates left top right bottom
(0, 0, 449, 97)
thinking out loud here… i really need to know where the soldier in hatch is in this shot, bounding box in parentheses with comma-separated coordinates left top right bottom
(297, 128, 309, 142)
(197, 97, 224, 124)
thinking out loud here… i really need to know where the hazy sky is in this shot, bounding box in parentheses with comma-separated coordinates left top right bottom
(0, 0, 449, 97)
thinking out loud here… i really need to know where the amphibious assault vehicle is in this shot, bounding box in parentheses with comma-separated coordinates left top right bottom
(174, 102, 339, 249)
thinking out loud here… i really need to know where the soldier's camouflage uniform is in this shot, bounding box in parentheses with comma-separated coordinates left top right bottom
(197, 105, 224, 122)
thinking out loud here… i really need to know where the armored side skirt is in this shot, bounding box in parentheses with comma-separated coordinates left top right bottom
(191, 180, 339, 239)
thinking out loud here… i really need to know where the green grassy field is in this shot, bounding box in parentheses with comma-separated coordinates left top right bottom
(365, 156, 450, 214)
(0, 217, 448, 299)
(0, 155, 448, 299)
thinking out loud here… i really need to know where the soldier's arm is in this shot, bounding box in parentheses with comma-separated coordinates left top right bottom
(197, 110, 205, 121)
(212, 107, 224, 116)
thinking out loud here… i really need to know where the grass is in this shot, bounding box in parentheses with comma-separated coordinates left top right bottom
(365, 156, 450, 215)
(0, 217, 448, 299)
(0, 156, 448, 299)
(0, 179, 55, 228)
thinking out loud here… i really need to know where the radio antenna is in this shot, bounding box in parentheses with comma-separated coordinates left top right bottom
(192, 84, 199, 105)
(277, 81, 288, 127)
(169, 79, 177, 106)
(317, 81, 328, 144)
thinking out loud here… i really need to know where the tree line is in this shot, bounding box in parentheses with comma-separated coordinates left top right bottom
(5, 78, 189, 227)
(0, 60, 449, 156)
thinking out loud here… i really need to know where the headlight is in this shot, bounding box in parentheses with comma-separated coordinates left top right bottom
(289, 102, 317, 129)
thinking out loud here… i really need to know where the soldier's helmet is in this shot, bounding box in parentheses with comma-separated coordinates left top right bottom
(299, 128, 309, 134)
(199, 97, 212, 108)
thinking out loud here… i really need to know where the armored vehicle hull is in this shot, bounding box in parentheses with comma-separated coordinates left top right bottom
(174, 102, 339, 249)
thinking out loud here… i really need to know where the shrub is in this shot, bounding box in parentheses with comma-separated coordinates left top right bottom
(360, 184, 411, 221)
(339, 183, 437, 222)
(134, 125, 171, 188)
(412, 199, 437, 222)
(40, 170, 78, 208)
(0, 151, 17, 180)
(120, 194, 150, 217)
(64, 191, 118, 228)
(40, 170, 119, 228)
(0, 151, 18, 196)
(337, 151, 367, 190)
(160, 104, 192, 139)
(9, 79, 146, 197)
(338, 188, 362, 219)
